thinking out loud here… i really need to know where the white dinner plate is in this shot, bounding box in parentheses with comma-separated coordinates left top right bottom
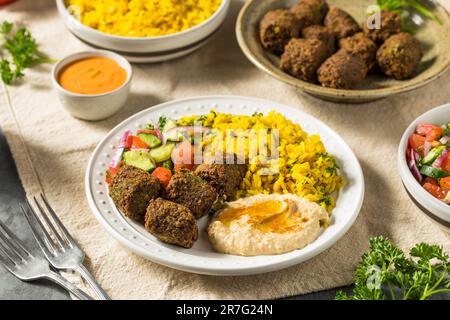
(85, 96, 365, 276)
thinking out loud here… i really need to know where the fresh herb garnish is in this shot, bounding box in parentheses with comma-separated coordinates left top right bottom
(0, 21, 53, 85)
(377, 0, 442, 25)
(336, 236, 450, 300)
(158, 116, 168, 130)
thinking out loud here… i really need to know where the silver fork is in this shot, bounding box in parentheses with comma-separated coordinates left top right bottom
(0, 221, 92, 300)
(21, 194, 110, 300)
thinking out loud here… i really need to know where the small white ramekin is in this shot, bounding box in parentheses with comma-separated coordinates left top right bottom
(398, 103, 450, 231)
(52, 50, 132, 121)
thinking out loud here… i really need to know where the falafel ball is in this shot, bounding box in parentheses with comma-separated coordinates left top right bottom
(340, 32, 378, 71)
(145, 198, 198, 249)
(324, 7, 360, 40)
(109, 165, 161, 222)
(376, 33, 422, 80)
(259, 9, 301, 55)
(194, 163, 247, 199)
(302, 25, 336, 56)
(363, 10, 401, 44)
(290, 0, 329, 28)
(164, 170, 218, 219)
(317, 49, 368, 89)
(280, 38, 330, 83)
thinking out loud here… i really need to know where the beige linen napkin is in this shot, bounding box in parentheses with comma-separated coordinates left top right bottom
(1, 0, 449, 299)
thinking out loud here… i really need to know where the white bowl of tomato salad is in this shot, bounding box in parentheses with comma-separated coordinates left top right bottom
(398, 103, 450, 230)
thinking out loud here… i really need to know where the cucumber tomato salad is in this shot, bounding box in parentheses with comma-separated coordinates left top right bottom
(407, 122, 450, 204)
(105, 116, 196, 188)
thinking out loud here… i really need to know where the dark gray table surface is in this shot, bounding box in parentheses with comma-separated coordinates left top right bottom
(0, 125, 349, 300)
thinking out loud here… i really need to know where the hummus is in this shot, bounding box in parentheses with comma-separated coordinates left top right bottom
(207, 194, 329, 256)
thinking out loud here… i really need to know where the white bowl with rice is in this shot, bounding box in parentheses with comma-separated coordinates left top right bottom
(56, 0, 231, 63)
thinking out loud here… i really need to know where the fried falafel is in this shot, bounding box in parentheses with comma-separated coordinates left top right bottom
(363, 10, 401, 44)
(164, 170, 218, 219)
(280, 38, 330, 82)
(317, 49, 368, 89)
(109, 165, 161, 222)
(376, 32, 422, 80)
(195, 163, 247, 199)
(340, 32, 378, 71)
(290, 0, 329, 28)
(145, 198, 198, 248)
(259, 9, 301, 55)
(324, 7, 360, 40)
(302, 25, 336, 56)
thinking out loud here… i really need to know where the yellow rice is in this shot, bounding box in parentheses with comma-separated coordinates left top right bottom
(178, 111, 346, 212)
(66, 0, 222, 37)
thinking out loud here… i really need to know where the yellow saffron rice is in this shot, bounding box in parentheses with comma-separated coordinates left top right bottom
(178, 111, 346, 212)
(66, 0, 222, 37)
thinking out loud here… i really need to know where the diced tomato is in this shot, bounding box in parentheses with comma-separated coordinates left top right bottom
(105, 161, 124, 184)
(423, 182, 448, 200)
(137, 129, 159, 136)
(442, 153, 450, 172)
(423, 177, 438, 186)
(124, 135, 133, 149)
(408, 134, 426, 153)
(152, 167, 172, 188)
(130, 136, 149, 149)
(416, 124, 444, 141)
(171, 140, 195, 170)
(439, 177, 450, 190)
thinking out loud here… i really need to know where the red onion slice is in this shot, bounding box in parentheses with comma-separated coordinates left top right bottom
(432, 149, 448, 168)
(423, 140, 431, 157)
(118, 130, 131, 148)
(408, 159, 423, 183)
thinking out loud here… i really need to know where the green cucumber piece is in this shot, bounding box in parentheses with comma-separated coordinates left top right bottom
(137, 133, 162, 148)
(123, 150, 155, 172)
(161, 159, 174, 171)
(149, 143, 175, 163)
(420, 165, 450, 179)
(421, 146, 445, 165)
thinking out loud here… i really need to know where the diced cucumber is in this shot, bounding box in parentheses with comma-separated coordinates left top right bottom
(163, 129, 183, 142)
(161, 159, 174, 171)
(149, 143, 175, 163)
(137, 133, 162, 148)
(420, 165, 450, 179)
(421, 146, 445, 165)
(445, 192, 450, 202)
(123, 150, 156, 172)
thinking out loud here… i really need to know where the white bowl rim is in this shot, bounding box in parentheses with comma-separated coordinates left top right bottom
(51, 50, 133, 98)
(398, 103, 450, 218)
(57, 0, 230, 41)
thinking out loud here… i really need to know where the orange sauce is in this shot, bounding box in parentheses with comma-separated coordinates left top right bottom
(218, 200, 307, 234)
(58, 57, 127, 95)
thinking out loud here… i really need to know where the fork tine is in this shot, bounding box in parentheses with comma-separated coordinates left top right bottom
(0, 245, 16, 270)
(21, 202, 56, 256)
(0, 238, 22, 265)
(0, 221, 32, 258)
(33, 196, 66, 248)
(39, 193, 76, 247)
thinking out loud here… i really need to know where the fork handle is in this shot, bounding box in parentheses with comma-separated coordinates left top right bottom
(45, 271, 94, 300)
(75, 264, 111, 300)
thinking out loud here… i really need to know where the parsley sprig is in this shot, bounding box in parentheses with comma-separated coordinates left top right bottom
(0, 21, 53, 85)
(337, 236, 450, 300)
(377, 0, 442, 25)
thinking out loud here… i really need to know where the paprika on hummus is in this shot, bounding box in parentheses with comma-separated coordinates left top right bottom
(208, 194, 329, 256)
